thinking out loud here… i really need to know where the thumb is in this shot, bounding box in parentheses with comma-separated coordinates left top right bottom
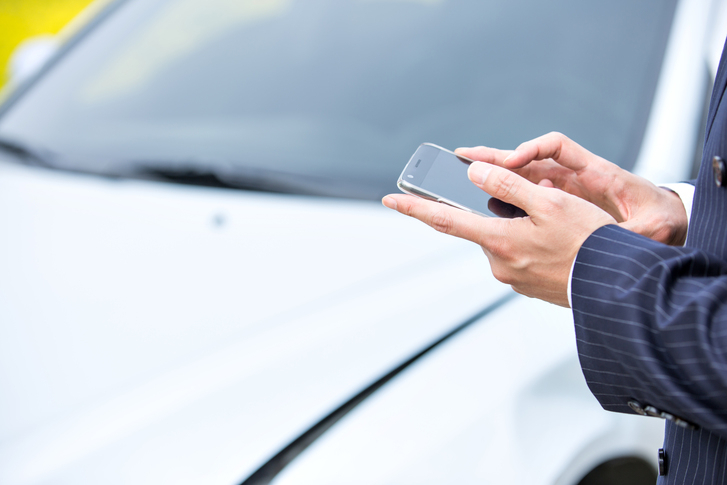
(468, 162, 540, 215)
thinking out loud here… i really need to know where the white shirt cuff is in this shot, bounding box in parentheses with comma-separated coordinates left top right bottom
(660, 182, 695, 230)
(567, 254, 576, 308)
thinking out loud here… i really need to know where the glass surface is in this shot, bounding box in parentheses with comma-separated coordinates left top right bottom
(421, 149, 490, 214)
(400, 144, 496, 216)
(0, 0, 677, 200)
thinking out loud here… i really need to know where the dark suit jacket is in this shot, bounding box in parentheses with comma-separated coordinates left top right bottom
(571, 40, 727, 483)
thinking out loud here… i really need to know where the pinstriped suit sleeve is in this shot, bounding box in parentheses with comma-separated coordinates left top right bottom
(571, 224, 727, 438)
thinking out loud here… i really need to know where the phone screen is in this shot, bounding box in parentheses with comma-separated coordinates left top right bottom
(398, 144, 525, 218)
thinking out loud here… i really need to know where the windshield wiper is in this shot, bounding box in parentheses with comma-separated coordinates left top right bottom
(0, 136, 58, 168)
(123, 160, 371, 199)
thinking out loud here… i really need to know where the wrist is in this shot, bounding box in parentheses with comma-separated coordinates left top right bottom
(654, 187, 688, 246)
(659, 185, 691, 246)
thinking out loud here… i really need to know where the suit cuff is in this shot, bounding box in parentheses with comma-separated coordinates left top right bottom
(568, 182, 696, 307)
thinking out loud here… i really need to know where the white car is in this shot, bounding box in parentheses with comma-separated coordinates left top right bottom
(0, 0, 724, 484)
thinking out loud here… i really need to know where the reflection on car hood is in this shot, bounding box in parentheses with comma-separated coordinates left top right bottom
(0, 158, 508, 485)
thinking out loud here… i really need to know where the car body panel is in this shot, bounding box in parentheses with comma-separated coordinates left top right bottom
(271, 299, 663, 485)
(0, 156, 508, 484)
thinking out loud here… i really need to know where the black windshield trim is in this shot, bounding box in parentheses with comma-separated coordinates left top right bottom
(117, 160, 384, 199)
(0, 136, 58, 168)
(238, 291, 518, 485)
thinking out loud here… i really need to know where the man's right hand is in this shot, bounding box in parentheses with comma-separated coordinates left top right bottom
(456, 132, 689, 246)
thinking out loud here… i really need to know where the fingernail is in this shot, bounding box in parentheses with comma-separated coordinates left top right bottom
(503, 152, 515, 163)
(382, 196, 397, 210)
(468, 162, 492, 185)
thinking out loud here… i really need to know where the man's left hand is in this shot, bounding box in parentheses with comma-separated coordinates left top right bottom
(382, 162, 616, 307)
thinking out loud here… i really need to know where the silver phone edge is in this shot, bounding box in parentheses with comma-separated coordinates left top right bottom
(396, 178, 490, 218)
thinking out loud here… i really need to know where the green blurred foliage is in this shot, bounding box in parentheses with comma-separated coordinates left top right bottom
(0, 0, 94, 87)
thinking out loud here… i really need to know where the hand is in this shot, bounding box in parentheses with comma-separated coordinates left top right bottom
(382, 162, 616, 307)
(456, 132, 688, 246)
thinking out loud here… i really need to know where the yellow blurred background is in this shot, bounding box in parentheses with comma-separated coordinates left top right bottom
(0, 0, 94, 87)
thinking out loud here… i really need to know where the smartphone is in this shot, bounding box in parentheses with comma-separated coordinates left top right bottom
(397, 143, 525, 218)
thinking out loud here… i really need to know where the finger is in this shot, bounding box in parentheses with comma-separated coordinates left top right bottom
(454, 146, 513, 167)
(468, 162, 544, 215)
(487, 197, 528, 218)
(457, 144, 579, 191)
(502, 132, 591, 171)
(519, 160, 578, 189)
(382, 193, 505, 244)
(538, 179, 555, 188)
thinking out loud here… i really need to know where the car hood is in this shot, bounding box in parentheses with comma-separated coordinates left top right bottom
(0, 158, 509, 485)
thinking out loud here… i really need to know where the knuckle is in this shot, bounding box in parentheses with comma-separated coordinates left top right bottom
(398, 198, 417, 216)
(490, 171, 520, 201)
(487, 244, 515, 277)
(487, 237, 509, 258)
(546, 131, 566, 143)
(491, 263, 523, 286)
(539, 186, 573, 212)
(485, 234, 532, 286)
(490, 264, 511, 284)
(429, 209, 455, 234)
(538, 195, 564, 215)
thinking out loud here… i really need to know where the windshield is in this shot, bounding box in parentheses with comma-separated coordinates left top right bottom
(0, 0, 676, 200)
